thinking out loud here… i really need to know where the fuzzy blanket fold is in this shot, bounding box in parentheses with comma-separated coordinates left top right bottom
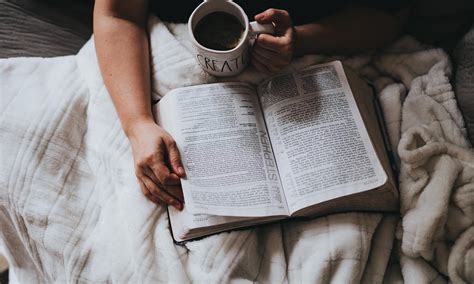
(0, 17, 472, 283)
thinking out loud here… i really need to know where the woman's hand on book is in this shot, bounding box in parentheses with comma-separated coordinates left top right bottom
(251, 9, 296, 74)
(128, 120, 185, 210)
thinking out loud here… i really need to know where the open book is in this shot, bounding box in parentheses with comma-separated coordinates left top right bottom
(154, 61, 398, 242)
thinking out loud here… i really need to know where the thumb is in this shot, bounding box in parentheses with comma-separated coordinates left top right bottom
(255, 9, 292, 28)
(166, 140, 186, 177)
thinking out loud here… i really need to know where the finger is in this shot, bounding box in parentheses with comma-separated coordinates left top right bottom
(144, 169, 181, 200)
(147, 155, 173, 185)
(136, 166, 169, 205)
(252, 45, 287, 67)
(256, 34, 288, 52)
(142, 166, 160, 184)
(255, 9, 292, 28)
(252, 50, 280, 73)
(251, 56, 271, 75)
(138, 178, 165, 206)
(142, 174, 183, 210)
(165, 173, 181, 185)
(144, 165, 180, 187)
(254, 37, 283, 54)
(164, 139, 186, 177)
(167, 184, 184, 203)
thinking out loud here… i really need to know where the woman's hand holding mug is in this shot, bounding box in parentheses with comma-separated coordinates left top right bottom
(251, 9, 296, 74)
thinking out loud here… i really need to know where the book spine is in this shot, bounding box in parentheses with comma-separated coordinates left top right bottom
(371, 87, 398, 175)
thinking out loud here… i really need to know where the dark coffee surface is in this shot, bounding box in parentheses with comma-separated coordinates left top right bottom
(194, 12, 244, 50)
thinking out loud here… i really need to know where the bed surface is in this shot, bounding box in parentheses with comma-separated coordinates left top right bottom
(0, 0, 93, 58)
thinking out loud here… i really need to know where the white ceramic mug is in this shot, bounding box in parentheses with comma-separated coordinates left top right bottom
(188, 0, 274, 77)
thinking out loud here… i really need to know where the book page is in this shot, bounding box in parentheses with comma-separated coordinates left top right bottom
(156, 82, 288, 217)
(168, 207, 251, 242)
(257, 61, 387, 214)
(168, 206, 284, 242)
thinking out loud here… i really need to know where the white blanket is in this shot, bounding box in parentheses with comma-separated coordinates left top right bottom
(1, 17, 473, 283)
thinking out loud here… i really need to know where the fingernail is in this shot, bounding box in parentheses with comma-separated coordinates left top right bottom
(178, 167, 185, 176)
(173, 201, 183, 210)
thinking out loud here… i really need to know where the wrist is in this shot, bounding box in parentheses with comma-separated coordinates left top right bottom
(293, 26, 306, 57)
(123, 116, 156, 139)
(294, 24, 327, 56)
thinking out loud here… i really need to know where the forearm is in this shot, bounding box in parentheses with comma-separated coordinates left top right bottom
(294, 6, 406, 55)
(94, 4, 153, 137)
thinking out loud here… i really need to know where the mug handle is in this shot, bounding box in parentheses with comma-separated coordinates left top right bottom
(249, 21, 274, 45)
(249, 21, 275, 36)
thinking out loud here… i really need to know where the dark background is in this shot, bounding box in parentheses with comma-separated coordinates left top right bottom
(1, 0, 473, 57)
(0, 270, 7, 283)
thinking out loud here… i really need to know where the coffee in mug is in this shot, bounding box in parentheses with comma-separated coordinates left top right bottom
(188, 0, 274, 77)
(193, 11, 245, 51)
